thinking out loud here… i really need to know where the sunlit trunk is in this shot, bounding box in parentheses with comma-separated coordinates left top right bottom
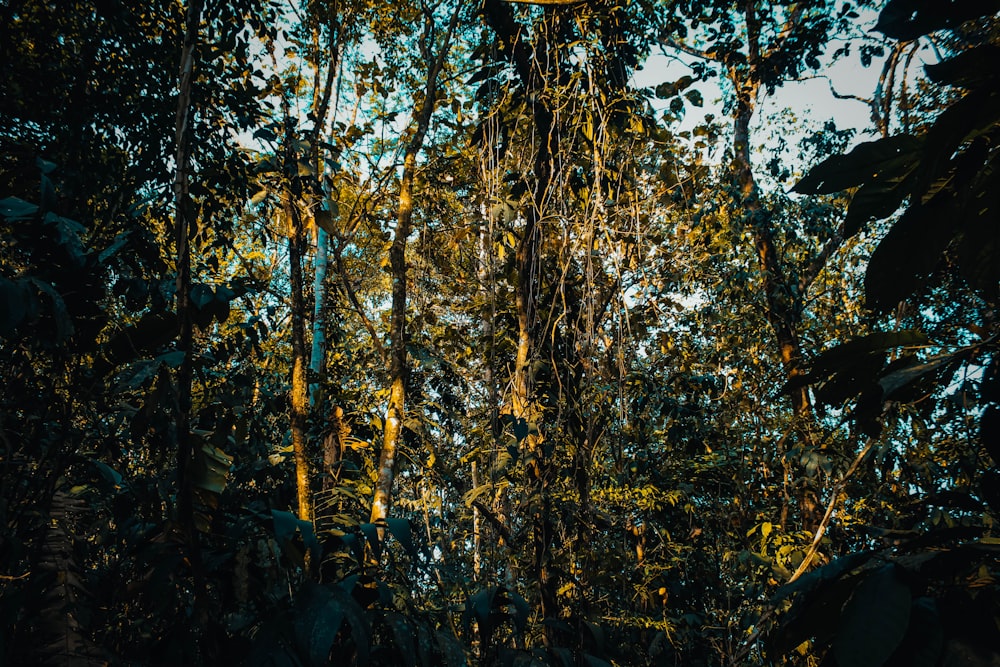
(369, 2, 461, 529)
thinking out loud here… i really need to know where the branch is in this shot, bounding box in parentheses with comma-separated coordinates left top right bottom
(662, 38, 719, 63)
(799, 224, 844, 296)
(472, 499, 514, 546)
(333, 243, 388, 364)
(787, 437, 876, 583)
(762, 2, 806, 61)
(727, 436, 875, 666)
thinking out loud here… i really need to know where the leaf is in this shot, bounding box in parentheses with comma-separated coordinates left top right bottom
(359, 522, 382, 563)
(0, 196, 38, 220)
(294, 582, 345, 667)
(311, 208, 332, 237)
(293, 582, 368, 667)
(793, 135, 922, 195)
(875, 0, 1000, 40)
(925, 45, 1000, 89)
(35, 157, 57, 174)
(803, 331, 929, 380)
(769, 568, 864, 657)
(190, 283, 215, 309)
(877, 353, 961, 400)
(834, 564, 912, 667)
(462, 483, 492, 508)
(772, 551, 873, 604)
(684, 89, 704, 107)
(191, 443, 233, 494)
(384, 612, 417, 667)
(842, 164, 919, 238)
(92, 460, 124, 489)
(272, 509, 315, 549)
(385, 517, 417, 562)
(885, 598, 944, 667)
(0, 277, 30, 336)
(980, 406, 1000, 465)
(30, 279, 74, 342)
(865, 202, 956, 312)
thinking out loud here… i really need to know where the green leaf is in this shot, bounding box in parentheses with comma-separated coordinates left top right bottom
(876, 0, 1000, 40)
(31, 279, 74, 342)
(0, 278, 29, 336)
(684, 89, 703, 107)
(885, 598, 943, 667)
(35, 157, 57, 174)
(793, 135, 922, 195)
(834, 564, 912, 667)
(925, 45, 1000, 89)
(294, 582, 345, 667)
(92, 460, 124, 489)
(0, 197, 38, 220)
(190, 283, 215, 309)
(769, 567, 865, 657)
(865, 202, 957, 312)
(877, 353, 960, 400)
(842, 165, 919, 238)
(980, 406, 1000, 465)
(463, 483, 492, 508)
(806, 331, 929, 378)
(315, 201, 340, 235)
(384, 612, 417, 667)
(385, 517, 417, 562)
(359, 522, 382, 563)
(192, 443, 233, 494)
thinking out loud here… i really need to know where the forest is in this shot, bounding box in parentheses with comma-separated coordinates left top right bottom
(2, 0, 999, 664)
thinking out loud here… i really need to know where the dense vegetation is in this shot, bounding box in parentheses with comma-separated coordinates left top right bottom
(2, 0, 999, 664)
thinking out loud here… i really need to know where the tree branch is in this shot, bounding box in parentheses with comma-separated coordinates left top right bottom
(787, 437, 876, 583)
(799, 224, 844, 296)
(472, 499, 514, 546)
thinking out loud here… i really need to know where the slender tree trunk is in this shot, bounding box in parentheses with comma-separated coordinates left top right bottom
(308, 29, 340, 409)
(370, 2, 461, 527)
(732, 0, 821, 529)
(281, 98, 314, 525)
(481, 0, 561, 638)
(310, 228, 329, 407)
(173, 0, 204, 553)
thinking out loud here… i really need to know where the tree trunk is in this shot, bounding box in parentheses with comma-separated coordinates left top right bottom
(172, 0, 204, 559)
(369, 2, 461, 528)
(280, 97, 314, 525)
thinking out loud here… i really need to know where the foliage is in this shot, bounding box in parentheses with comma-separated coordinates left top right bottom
(2, 0, 999, 665)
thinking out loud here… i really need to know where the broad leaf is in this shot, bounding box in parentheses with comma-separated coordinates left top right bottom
(385, 517, 417, 562)
(0, 196, 39, 220)
(834, 564, 912, 667)
(793, 135, 921, 196)
(875, 0, 1000, 40)
(191, 443, 233, 494)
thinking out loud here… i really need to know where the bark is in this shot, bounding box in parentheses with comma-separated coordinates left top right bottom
(308, 26, 341, 409)
(369, 2, 461, 527)
(172, 0, 204, 555)
(281, 97, 314, 525)
(310, 226, 329, 408)
(730, 0, 828, 529)
(732, 0, 810, 418)
(481, 0, 561, 638)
